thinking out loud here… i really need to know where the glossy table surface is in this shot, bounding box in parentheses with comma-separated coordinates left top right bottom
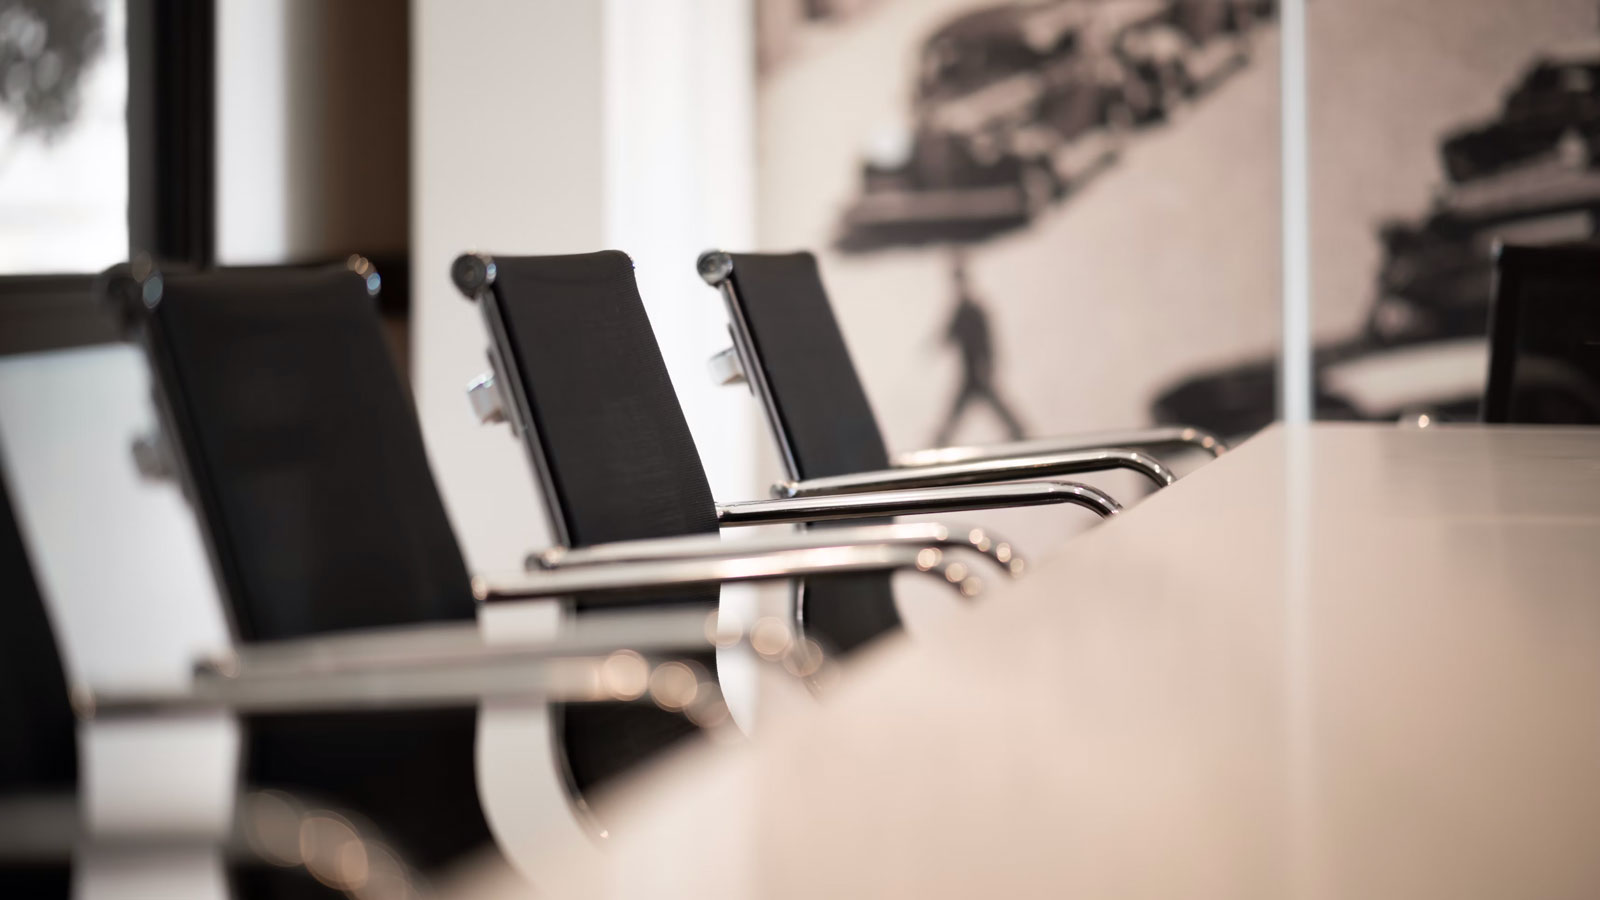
(593, 423, 1600, 899)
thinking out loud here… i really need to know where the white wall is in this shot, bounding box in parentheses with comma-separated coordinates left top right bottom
(412, 0, 606, 572)
(217, 0, 411, 266)
(603, 0, 759, 487)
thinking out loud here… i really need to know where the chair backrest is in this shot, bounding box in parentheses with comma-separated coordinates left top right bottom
(105, 262, 490, 872)
(693, 252, 902, 654)
(121, 264, 477, 641)
(708, 251, 891, 480)
(457, 251, 715, 792)
(462, 251, 721, 552)
(1484, 243, 1600, 424)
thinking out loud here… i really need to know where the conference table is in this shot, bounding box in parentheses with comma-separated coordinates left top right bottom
(584, 422, 1600, 898)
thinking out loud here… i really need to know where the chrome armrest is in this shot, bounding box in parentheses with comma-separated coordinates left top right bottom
(892, 426, 1227, 468)
(479, 543, 986, 604)
(533, 522, 1024, 578)
(0, 789, 432, 895)
(82, 546, 989, 716)
(79, 610, 729, 718)
(203, 613, 722, 677)
(718, 480, 1120, 526)
(778, 449, 1175, 496)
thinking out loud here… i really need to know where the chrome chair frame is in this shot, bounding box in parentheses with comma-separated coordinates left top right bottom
(891, 427, 1225, 466)
(694, 249, 1225, 499)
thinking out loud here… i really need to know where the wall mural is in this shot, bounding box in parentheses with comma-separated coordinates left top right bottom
(759, 0, 1600, 457)
(757, 0, 1281, 458)
(833, 0, 1269, 252)
(825, 0, 1274, 443)
(1162, 2, 1600, 435)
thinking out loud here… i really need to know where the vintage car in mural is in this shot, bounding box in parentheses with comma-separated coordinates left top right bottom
(1116, 0, 1258, 116)
(837, 0, 1274, 247)
(1440, 44, 1600, 184)
(1150, 160, 1600, 438)
(839, 0, 1176, 244)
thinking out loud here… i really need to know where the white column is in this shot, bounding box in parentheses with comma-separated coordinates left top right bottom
(411, 1, 759, 889)
(1280, 0, 1311, 424)
(602, 0, 758, 503)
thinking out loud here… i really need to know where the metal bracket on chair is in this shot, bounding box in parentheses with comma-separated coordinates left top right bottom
(708, 346, 746, 386)
(130, 428, 176, 481)
(466, 370, 506, 425)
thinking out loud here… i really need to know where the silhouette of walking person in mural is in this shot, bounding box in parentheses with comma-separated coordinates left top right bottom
(934, 251, 1028, 446)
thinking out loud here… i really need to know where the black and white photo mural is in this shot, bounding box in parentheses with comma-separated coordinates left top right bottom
(1165, 0, 1600, 433)
(759, 0, 1600, 450)
(757, 0, 1282, 455)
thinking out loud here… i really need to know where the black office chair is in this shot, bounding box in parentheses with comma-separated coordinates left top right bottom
(694, 250, 1220, 491)
(1484, 243, 1600, 424)
(0, 478, 75, 898)
(102, 261, 497, 896)
(452, 250, 1125, 656)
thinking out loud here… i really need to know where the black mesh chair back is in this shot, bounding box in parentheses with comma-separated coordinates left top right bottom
(1484, 243, 1600, 424)
(137, 266, 475, 641)
(107, 264, 491, 884)
(705, 251, 900, 653)
(716, 251, 891, 480)
(468, 250, 853, 790)
(0, 478, 75, 898)
(461, 252, 717, 790)
(471, 251, 721, 554)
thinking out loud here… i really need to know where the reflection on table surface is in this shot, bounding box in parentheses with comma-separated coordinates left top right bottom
(583, 423, 1600, 899)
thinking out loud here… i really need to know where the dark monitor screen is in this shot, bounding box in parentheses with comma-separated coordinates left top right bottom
(1484, 244, 1600, 424)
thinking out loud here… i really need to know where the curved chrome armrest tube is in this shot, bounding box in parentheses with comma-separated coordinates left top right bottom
(779, 449, 1175, 496)
(721, 480, 1121, 526)
(533, 522, 1024, 578)
(0, 789, 437, 896)
(478, 543, 984, 603)
(83, 545, 987, 718)
(892, 426, 1227, 468)
(209, 611, 721, 678)
(84, 652, 697, 717)
(79, 611, 727, 718)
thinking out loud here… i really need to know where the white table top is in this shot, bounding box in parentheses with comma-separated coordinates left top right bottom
(592, 423, 1600, 899)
